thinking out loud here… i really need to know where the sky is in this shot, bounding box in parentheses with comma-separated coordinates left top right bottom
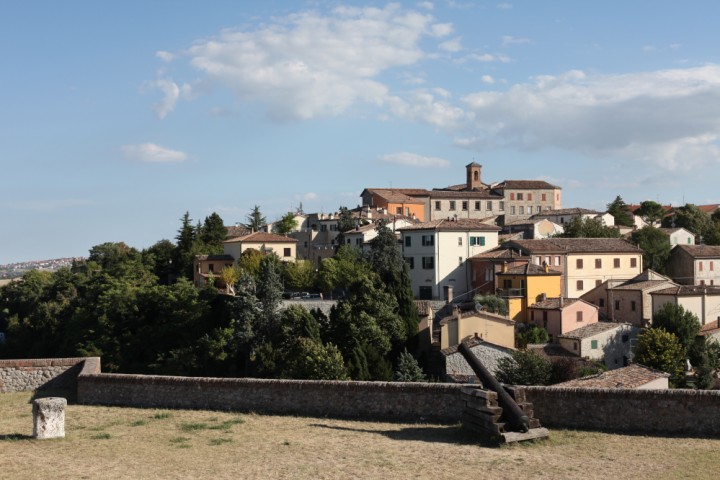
(3, 1, 720, 264)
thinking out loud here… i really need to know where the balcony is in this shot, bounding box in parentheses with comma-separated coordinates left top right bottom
(497, 288, 525, 298)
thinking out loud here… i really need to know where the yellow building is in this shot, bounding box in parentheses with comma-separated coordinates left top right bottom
(223, 232, 297, 262)
(496, 263, 562, 323)
(439, 309, 515, 349)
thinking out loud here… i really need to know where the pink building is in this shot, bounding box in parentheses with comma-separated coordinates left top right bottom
(527, 297, 599, 341)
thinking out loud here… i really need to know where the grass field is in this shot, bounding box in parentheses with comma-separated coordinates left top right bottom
(2, 391, 720, 479)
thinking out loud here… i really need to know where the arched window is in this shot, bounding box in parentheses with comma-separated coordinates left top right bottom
(473, 171, 479, 181)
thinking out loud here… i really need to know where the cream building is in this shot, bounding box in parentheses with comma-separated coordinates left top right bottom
(223, 232, 297, 262)
(651, 285, 720, 327)
(439, 309, 515, 350)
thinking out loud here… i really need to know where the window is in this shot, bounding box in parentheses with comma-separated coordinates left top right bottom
(405, 236, 412, 247)
(573, 342, 578, 351)
(576, 259, 584, 269)
(474, 201, 481, 210)
(422, 235, 434, 246)
(591, 340, 598, 349)
(511, 206, 516, 215)
(555, 256, 561, 266)
(614, 258, 620, 268)
(462, 201, 468, 211)
(517, 193, 524, 200)
(631, 258, 637, 268)
(576, 311, 583, 322)
(519, 206, 525, 215)
(615, 300, 620, 310)
(700, 261, 704, 272)
(449, 201, 456, 211)
(711, 261, 715, 271)
(330, 224, 337, 231)
(631, 301, 636, 311)
(459, 256, 463, 265)
(535, 256, 542, 265)
(599, 298, 605, 307)
(499, 201, 505, 211)
(510, 193, 515, 200)
(541, 193, 547, 202)
(355, 238, 361, 246)
(545, 256, 551, 265)
(543, 311, 548, 322)
(346, 238, 351, 244)
(321, 225, 327, 232)
(396, 207, 402, 214)
(304, 241, 308, 247)
(470, 236, 486, 246)
(487, 201, 493, 211)
(435, 201, 441, 210)
(531, 310, 535, 321)
(422, 257, 434, 269)
(458, 237, 463, 246)
(406, 257, 414, 269)
(208, 263, 214, 273)
(405, 207, 410, 216)
(283, 248, 291, 257)
(528, 193, 533, 201)
(595, 258, 602, 268)
(503, 279, 512, 289)
(577, 280, 584, 291)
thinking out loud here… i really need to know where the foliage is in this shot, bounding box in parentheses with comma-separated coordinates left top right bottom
(198, 212, 227, 253)
(174, 212, 202, 280)
(516, 325, 549, 348)
(652, 303, 701, 353)
(495, 350, 552, 386)
(631, 226, 671, 273)
(393, 349, 426, 382)
(317, 245, 370, 293)
(634, 328, 685, 384)
(244, 205, 266, 231)
(218, 265, 241, 295)
(237, 248, 264, 278)
(634, 201, 665, 226)
(557, 217, 621, 238)
(143, 239, 176, 285)
(335, 206, 356, 245)
(662, 204, 713, 238)
(283, 260, 317, 292)
(274, 212, 299, 235)
(473, 294, 508, 316)
(606, 195, 634, 227)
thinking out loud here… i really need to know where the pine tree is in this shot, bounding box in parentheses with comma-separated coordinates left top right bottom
(394, 349, 426, 382)
(244, 205, 266, 231)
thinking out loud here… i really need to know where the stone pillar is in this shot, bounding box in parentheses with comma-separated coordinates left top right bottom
(33, 397, 66, 439)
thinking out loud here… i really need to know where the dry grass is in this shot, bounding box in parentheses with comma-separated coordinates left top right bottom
(2, 391, 720, 479)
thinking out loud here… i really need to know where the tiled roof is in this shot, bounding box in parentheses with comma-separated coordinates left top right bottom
(674, 244, 720, 259)
(225, 225, 251, 238)
(362, 189, 426, 204)
(507, 238, 642, 254)
(429, 189, 500, 199)
(440, 335, 513, 356)
(609, 280, 675, 291)
(658, 227, 690, 235)
(529, 298, 581, 310)
(700, 321, 720, 336)
(496, 180, 561, 190)
(697, 204, 720, 214)
(559, 322, 624, 339)
(552, 364, 669, 389)
(651, 285, 720, 296)
(531, 207, 602, 217)
(414, 300, 432, 317)
(224, 232, 298, 244)
(398, 218, 501, 232)
(498, 263, 561, 276)
(470, 248, 529, 260)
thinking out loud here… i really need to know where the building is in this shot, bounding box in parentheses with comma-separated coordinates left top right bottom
(192, 254, 235, 289)
(468, 248, 530, 295)
(658, 228, 695, 247)
(223, 232, 298, 263)
(501, 238, 643, 298)
(527, 297, 599, 340)
(530, 208, 615, 227)
(666, 244, 720, 286)
(399, 218, 500, 300)
(359, 189, 429, 221)
(552, 364, 669, 389)
(438, 308, 515, 349)
(441, 335, 514, 382)
(651, 285, 720, 327)
(495, 263, 562, 323)
(581, 270, 678, 326)
(557, 322, 639, 369)
(501, 218, 564, 240)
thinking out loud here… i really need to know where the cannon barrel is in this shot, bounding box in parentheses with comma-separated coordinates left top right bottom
(458, 340, 529, 433)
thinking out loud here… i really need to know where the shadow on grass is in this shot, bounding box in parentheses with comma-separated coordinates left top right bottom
(0, 433, 33, 441)
(310, 423, 499, 447)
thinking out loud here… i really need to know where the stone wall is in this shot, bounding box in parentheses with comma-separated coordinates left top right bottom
(522, 386, 720, 436)
(0, 358, 88, 394)
(77, 373, 466, 423)
(281, 300, 337, 317)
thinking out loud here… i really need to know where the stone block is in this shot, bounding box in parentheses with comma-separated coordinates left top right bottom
(33, 397, 66, 439)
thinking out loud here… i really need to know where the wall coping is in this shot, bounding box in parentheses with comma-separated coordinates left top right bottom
(522, 385, 720, 398)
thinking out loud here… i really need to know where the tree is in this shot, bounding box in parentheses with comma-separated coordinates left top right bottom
(143, 239, 176, 285)
(199, 212, 227, 252)
(631, 226, 671, 273)
(237, 248, 264, 278)
(244, 205, 266, 231)
(473, 294, 509, 316)
(558, 217, 621, 238)
(255, 254, 284, 342)
(606, 196, 634, 227)
(495, 350, 552, 385)
(634, 328, 685, 384)
(174, 212, 201, 279)
(662, 204, 712, 238)
(652, 303, 701, 353)
(284, 260, 317, 291)
(634, 201, 665, 226)
(274, 212, 298, 235)
(394, 349, 426, 382)
(516, 325, 550, 348)
(218, 265, 241, 295)
(335, 206, 356, 245)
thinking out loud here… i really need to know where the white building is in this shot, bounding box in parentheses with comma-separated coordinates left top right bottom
(399, 218, 500, 300)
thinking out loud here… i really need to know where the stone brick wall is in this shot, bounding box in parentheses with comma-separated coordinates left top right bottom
(0, 358, 88, 393)
(522, 386, 720, 436)
(77, 374, 466, 423)
(281, 300, 337, 317)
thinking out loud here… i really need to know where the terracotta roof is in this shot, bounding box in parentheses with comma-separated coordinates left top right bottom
(224, 232, 298, 244)
(466, 161, 482, 167)
(225, 226, 251, 238)
(429, 189, 500, 199)
(498, 263, 561, 276)
(506, 238, 642, 254)
(531, 208, 602, 217)
(673, 244, 720, 259)
(559, 322, 624, 339)
(361, 189, 426, 204)
(496, 180, 561, 190)
(470, 248, 530, 261)
(697, 204, 720, 214)
(398, 218, 501, 232)
(700, 321, 720, 336)
(658, 227, 691, 235)
(552, 364, 669, 389)
(529, 297, 582, 310)
(609, 280, 675, 291)
(414, 300, 432, 317)
(651, 285, 720, 296)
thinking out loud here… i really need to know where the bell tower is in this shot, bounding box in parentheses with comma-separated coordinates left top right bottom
(466, 162, 482, 190)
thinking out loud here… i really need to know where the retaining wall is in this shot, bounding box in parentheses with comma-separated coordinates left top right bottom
(0, 358, 89, 394)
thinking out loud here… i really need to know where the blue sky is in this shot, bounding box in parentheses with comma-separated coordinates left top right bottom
(3, 1, 720, 263)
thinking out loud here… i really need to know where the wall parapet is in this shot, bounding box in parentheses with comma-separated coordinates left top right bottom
(0, 357, 96, 394)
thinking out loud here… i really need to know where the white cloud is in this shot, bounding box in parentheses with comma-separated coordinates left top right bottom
(149, 78, 192, 119)
(387, 89, 468, 130)
(155, 51, 175, 62)
(465, 52, 512, 63)
(496, 3, 512, 9)
(501, 35, 532, 46)
(122, 143, 188, 163)
(378, 152, 451, 168)
(642, 45, 655, 52)
(439, 37, 462, 52)
(457, 65, 720, 171)
(417, 1, 434, 10)
(481, 74, 495, 84)
(160, 5, 453, 121)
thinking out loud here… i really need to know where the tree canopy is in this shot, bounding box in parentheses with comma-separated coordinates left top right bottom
(606, 195, 634, 227)
(634, 201, 665, 226)
(631, 226, 671, 273)
(558, 217, 621, 238)
(244, 205, 266, 231)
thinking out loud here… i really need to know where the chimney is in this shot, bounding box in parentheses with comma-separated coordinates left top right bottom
(559, 297, 564, 308)
(540, 293, 547, 302)
(502, 261, 508, 273)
